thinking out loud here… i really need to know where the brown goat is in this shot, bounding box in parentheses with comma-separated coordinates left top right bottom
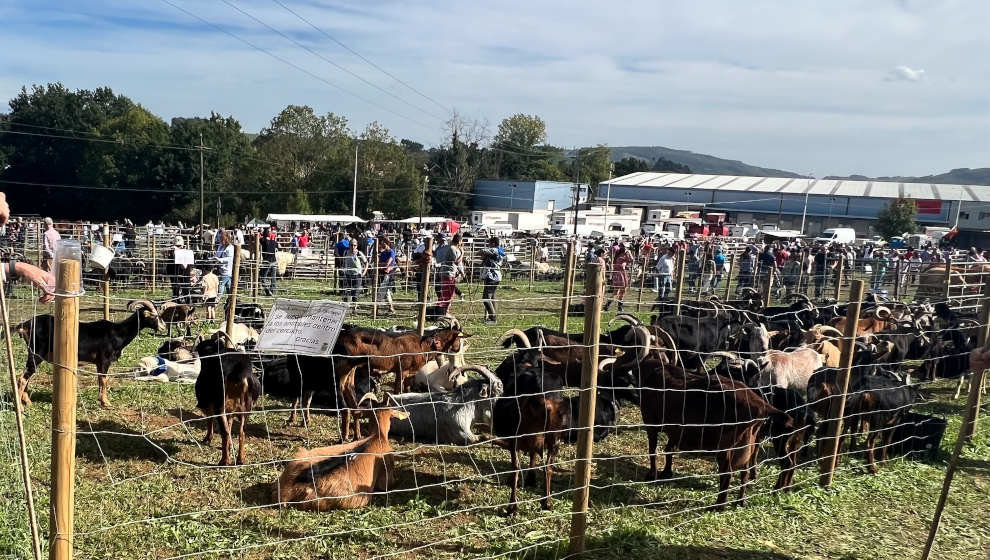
(159, 301, 196, 337)
(273, 406, 408, 510)
(830, 307, 895, 336)
(639, 360, 794, 510)
(334, 325, 470, 396)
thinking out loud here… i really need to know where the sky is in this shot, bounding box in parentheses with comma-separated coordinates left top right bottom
(1, 0, 987, 177)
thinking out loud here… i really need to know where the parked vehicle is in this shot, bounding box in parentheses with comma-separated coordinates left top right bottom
(814, 227, 856, 245)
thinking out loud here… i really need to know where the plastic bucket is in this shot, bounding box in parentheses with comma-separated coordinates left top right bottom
(90, 244, 115, 270)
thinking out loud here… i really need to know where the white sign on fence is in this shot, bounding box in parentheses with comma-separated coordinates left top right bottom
(174, 248, 195, 265)
(256, 298, 347, 355)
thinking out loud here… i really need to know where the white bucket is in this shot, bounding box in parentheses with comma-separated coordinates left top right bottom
(90, 244, 115, 270)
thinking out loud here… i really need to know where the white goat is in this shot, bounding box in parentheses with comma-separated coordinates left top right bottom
(412, 343, 469, 392)
(753, 347, 824, 395)
(135, 355, 201, 383)
(211, 322, 260, 348)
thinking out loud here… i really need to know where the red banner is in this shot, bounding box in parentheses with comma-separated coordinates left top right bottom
(916, 200, 942, 214)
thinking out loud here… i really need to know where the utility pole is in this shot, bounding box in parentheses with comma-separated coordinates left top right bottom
(199, 132, 205, 227)
(419, 166, 428, 231)
(800, 175, 816, 235)
(352, 142, 359, 217)
(572, 149, 581, 237)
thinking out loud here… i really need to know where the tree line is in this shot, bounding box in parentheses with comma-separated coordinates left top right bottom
(0, 83, 677, 223)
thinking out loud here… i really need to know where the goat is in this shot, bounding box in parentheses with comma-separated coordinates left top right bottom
(211, 322, 260, 349)
(564, 393, 619, 444)
(387, 366, 504, 444)
(14, 299, 165, 407)
(830, 306, 896, 336)
(225, 301, 266, 331)
(136, 354, 200, 383)
(411, 342, 469, 392)
(272, 405, 408, 510)
(752, 346, 825, 397)
(493, 359, 571, 515)
(194, 332, 261, 466)
(159, 301, 196, 337)
(335, 323, 470, 395)
(638, 359, 794, 510)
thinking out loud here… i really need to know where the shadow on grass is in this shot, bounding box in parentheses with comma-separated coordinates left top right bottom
(76, 419, 180, 463)
(957, 455, 990, 474)
(453, 526, 799, 559)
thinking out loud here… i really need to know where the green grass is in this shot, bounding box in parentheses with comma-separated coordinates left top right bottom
(0, 272, 987, 560)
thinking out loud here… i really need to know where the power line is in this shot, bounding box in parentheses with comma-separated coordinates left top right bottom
(0, 178, 420, 196)
(158, 0, 435, 131)
(271, 0, 450, 115)
(220, 0, 446, 123)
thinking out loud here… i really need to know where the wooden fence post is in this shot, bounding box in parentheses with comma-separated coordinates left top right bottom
(50, 255, 81, 560)
(833, 255, 844, 300)
(253, 233, 261, 302)
(102, 225, 111, 320)
(334, 232, 343, 295)
(417, 238, 434, 336)
(944, 254, 953, 304)
(763, 264, 774, 307)
(150, 233, 157, 295)
(724, 252, 735, 300)
(920, 281, 990, 560)
(372, 247, 380, 320)
(893, 259, 901, 300)
(674, 248, 686, 316)
(0, 268, 42, 560)
(529, 241, 537, 291)
(35, 221, 42, 269)
(225, 245, 242, 338)
(819, 279, 865, 487)
(567, 261, 603, 556)
(636, 247, 650, 311)
(559, 240, 577, 332)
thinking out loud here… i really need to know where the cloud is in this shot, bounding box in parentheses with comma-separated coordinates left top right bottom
(887, 65, 926, 82)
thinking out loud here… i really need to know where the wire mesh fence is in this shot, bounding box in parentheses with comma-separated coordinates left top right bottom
(1, 226, 988, 560)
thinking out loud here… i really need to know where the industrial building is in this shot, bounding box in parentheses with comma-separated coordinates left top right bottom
(473, 180, 588, 212)
(600, 172, 990, 238)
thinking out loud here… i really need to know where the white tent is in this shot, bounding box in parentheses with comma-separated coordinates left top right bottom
(396, 216, 449, 224)
(266, 213, 364, 224)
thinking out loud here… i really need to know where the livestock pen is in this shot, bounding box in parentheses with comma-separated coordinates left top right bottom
(0, 229, 988, 560)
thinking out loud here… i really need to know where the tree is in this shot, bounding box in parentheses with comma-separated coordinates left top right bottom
(614, 156, 649, 176)
(427, 111, 494, 218)
(492, 113, 560, 180)
(569, 145, 611, 199)
(652, 157, 691, 173)
(876, 197, 919, 239)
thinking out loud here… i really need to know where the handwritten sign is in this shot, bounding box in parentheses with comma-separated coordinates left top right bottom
(174, 248, 195, 266)
(256, 299, 347, 355)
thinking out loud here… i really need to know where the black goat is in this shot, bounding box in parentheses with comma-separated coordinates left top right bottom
(194, 332, 261, 466)
(15, 299, 164, 407)
(225, 301, 266, 330)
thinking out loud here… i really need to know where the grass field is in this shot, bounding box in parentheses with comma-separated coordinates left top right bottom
(0, 270, 987, 560)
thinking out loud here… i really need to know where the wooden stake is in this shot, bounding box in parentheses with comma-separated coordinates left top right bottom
(674, 248, 686, 316)
(252, 233, 261, 302)
(636, 247, 650, 311)
(893, 258, 901, 300)
(0, 267, 43, 560)
(944, 254, 953, 304)
(763, 264, 774, 308)
(102, 225, 111, 321)
(833, 255, 844, 300)
(559, 240, 577, 332)
(567, 262, 603, 556)
(372, 245, 380, 320)
(921, 283, 990, 560)
(819, 279, 865, 487)
(225, 245, 242, 339)
(417, 238, 434, 336)
(724, 252, 735, 300)
(150, 233, 157, 295)
(529, 240, 537, 291)
(50, 257, 81, 560)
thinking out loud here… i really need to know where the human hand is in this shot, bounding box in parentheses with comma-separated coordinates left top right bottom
(15, 262, 55, 303)
(969, 347, 990, 373)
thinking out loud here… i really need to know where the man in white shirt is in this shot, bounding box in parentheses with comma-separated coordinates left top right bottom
(655, 247, 676, 301)
(42, 217, 61, 272)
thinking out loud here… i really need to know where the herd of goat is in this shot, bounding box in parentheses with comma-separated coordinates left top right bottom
(7, 286, 980, 513)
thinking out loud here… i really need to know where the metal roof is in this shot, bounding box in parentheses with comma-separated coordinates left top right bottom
(604, 173, 990, 202)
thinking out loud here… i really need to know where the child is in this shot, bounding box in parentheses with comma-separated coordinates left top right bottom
(200, 266, 220, 320)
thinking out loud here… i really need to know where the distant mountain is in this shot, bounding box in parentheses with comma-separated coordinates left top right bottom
(606, 146, 804, 178)
(824, 168, 990, 186)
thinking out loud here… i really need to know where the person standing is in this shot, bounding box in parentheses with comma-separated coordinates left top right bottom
(605, 243, 633, 311)
(259, 228, 279, 297)
(341, 241, 368, 304)
(758, 245, 777, 296)
(42, 217, 61, 272)
(199, 266, 220, 320)
(656, 247, 676, 301)
(737, 246, 755, 293)
(168, 235, 190, 302)
(712, 247, 726, 290)
(216, 230, 235, 296)
(377, 238, 397, 315)
(434, 233, 463, 313)
(480, 237, 505, 323)
(872, 249, 889, 291)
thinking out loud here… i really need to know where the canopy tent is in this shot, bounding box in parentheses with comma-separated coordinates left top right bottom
(246, 218, 268, 227)
(266, 213, 364, 224)
(394, 216, 449, 224)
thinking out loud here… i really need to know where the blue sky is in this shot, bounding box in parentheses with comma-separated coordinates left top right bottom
(1, 0, 987, 176)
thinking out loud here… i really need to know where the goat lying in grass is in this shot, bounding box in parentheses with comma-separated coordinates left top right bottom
(273, 403, 407, 510)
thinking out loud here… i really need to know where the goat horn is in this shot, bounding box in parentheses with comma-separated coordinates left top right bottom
(739, 287, 759, 296)
(358, 392, 379, 406)
(816, 326, 844, 338)
(126, 299, 158, 314)
(598, 357, 617, 373)
(709, 351, 740, 363)
(452, 365, 500, 392)
(611, 313, 642, 326)
(632, 325, 651, 362)
(787, 293, 812, 303)
(652, 326, 681, 367)
(212, 330, 237, 350)
(874, 306, 892, 320)
(159, 300, 177, 310)
(498, 329, 532, 348)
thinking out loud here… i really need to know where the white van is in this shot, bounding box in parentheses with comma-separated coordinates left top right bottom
(814, 228, 856, 245)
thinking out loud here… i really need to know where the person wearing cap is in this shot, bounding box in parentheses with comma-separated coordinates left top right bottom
(42, 217, 61, 272)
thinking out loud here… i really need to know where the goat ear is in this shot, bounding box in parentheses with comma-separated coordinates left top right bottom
(391, 409, 410, 420)
(478, 385, 489, 398)
(457, 332, 472, 338)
